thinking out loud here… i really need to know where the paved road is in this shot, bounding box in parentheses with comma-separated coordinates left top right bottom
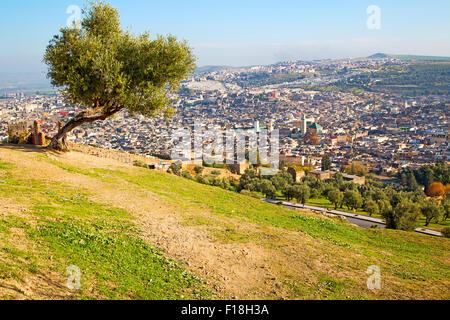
(263, 199, 443, 237)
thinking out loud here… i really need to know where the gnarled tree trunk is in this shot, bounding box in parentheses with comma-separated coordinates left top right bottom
(48, 105, 124, 152)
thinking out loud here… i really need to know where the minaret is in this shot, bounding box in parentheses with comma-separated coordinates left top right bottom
(268, 119, 274, 132)
(254, 120, 260, 133)
(302, 114, 308, 134)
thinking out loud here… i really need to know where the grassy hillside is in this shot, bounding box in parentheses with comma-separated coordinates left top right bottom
(0, 145, 449, 300)
(329, 62, 450, 96)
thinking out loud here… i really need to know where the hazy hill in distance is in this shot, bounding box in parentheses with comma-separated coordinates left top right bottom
(195, 65, 234, 75)
(0, 72, 52, 94)
(368, 52, 450, 61)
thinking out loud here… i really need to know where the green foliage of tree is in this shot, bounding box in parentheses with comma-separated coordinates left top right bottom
(321, 182, 334, 198)
(294, 184, 310, 205)
(194, 166, 204, 175)
(211, 170, 221, 176)
(373, 189, 388, 202)
(327, 189, 343, 210)
(238, 169, 260, 192)
(193, 173, 231, 191)
(404, 160, 450, 187)
(420, 200, 444, 226)
(271, 172, 294, 192)
(390, 191, 406, 209)
(343, 190, 362, 211)
(344, 162, 367, 177)
(364, 200, 379, 217)
(321, 155, 331, 171)
(44, 1, 195, 150)
(168, 163, 182, 176)
(343, 181, 357, 192)
(332, 172, 344, 190)
(399, 168, 420, 191)
(232, 158, 448, 233)
(279, 160, 288, 171)
(303, 176, 325, 194)
(383, 200, 421, 231)
(443, 197, 450, 221)
(259, 179, 277, 199)
(442, 227, 450, 238)
(377, 199, 392, 216)
(209, 176, 230, 189)
(282, 185, 296, 202)
(181, 170, 195, 180)
(310, 188, 321, 199)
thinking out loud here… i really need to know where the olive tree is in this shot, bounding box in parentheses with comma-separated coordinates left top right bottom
(364, 200, 379, 217)
(442, 196, 450, 221)
(420, 200, 443, 226)
(44, 1, 196, 151)
(383, 200, 421, 231)
(259, 180, 277, 199)
(327, 188, 343, 210)
(294, 184, 310, 205)
(343, 190, 362, 211)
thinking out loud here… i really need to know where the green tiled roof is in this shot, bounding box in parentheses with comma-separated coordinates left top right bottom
(308, 123, 322, 130)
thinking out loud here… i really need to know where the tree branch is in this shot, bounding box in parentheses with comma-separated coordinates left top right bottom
(48, 105, 125, 151)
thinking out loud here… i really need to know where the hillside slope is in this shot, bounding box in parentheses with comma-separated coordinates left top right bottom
(0, 145, 449, 300)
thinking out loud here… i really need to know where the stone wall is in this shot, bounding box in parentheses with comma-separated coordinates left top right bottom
(73, 144, 168, 170)
(7, 121, 31, 144)
(228, 162, 249, 175)
(7, 120, 46, 146)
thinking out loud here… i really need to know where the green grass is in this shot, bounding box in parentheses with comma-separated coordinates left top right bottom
(34, 159, 450, 263)
(45, 157, 449, 231)
(0, 160, 211, 300)
(32, 219, 209, 299)
(305, 197, 449, 230)
(2, 153, 449, 299)
(93, 168, 449, 259)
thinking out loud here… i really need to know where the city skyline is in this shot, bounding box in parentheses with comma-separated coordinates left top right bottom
(1, 0, 450, 78)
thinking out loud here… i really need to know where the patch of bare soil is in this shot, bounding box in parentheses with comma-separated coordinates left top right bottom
(0, 270, 78, 300)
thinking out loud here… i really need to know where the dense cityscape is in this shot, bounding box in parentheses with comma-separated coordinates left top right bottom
(1, 56, 448, 177)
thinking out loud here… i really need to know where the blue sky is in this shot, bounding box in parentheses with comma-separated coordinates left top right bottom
(1, 0, 449, 76)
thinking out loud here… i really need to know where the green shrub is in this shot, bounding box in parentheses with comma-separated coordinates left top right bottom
(442, 227, 450, 238)
(133, 160, 148, 169)
(240, 189, 260, 199)
(181, 170, 194, 180)
(168, 163, 182, 176)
